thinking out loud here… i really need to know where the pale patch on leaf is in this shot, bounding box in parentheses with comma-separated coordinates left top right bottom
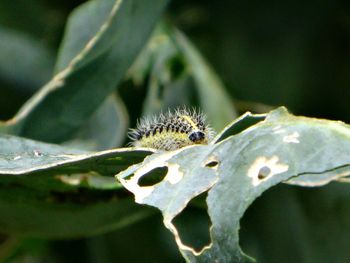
(248, 156, 289, 186)
(273, 125, 286, 134)
(283, 131, 300, 143)
(165, 164, 183, 184)
(117, 107, 350, 263)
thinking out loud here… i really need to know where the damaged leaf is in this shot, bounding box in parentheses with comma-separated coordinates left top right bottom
(117, 107, 350, 262)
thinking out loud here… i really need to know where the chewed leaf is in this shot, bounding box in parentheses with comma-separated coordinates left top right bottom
(117, 107, 350, 262)
(118, 147, 218, 221)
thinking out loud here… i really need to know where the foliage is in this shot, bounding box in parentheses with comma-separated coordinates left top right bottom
(0, 0, 349, 262)
(118, 107, 350, 262)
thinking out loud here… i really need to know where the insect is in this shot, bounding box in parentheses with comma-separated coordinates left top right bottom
(128, 108, 215, 151)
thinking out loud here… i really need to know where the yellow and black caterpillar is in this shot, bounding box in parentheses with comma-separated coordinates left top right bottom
(129, 108, 215, 151)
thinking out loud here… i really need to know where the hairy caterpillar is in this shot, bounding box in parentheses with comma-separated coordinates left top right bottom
(128, 108, 215, 151)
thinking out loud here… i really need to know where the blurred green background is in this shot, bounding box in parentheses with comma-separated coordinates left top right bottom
(0, 0, 349, 262)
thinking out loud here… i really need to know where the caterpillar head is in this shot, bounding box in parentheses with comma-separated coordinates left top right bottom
(188, 130, 206, 143)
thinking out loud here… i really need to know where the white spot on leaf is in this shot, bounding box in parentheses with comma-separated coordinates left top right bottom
(166, 164, 183, 184)
(33, 150, 43, 157)
(273, 126, 286, 134)
(283, 132, 300, 143)
(248, 156, 289, 186)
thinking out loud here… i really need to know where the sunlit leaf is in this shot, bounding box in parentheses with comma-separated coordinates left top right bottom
(117, 107, 350, 262)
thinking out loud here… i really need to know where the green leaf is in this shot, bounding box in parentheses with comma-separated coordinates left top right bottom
(0, 190, 154, 239)
(3, 0, 169, 142)
(0, 0, 48, 38)
(0, 134, 153, 177)
(212, 111, 266, 143)
(172, 28, 237, 131)
(241, 184, 350, 263)
(0, 27, 54, 91)
(127, 23, 237, 131)
(63, 94, 129, 151)
(117, 107, 350, 262)
(0, 134, 154, 237)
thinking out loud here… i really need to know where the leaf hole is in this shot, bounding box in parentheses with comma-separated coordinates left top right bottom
(204, 156, 220, 169)
(205, 160, 219, 168)
(138, 166, 168, 187)
(172, 191, 211, 253)
(258, 166, 271, 180)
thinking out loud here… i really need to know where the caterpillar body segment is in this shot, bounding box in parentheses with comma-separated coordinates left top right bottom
(128, 108, 215, 151)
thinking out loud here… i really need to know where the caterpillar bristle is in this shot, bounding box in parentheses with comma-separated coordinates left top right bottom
(128, 107, 215, 151)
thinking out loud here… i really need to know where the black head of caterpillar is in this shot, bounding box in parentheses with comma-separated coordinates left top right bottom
(128, 108, 215, 151)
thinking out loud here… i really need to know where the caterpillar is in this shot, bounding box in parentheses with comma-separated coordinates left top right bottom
(128, 108, 215, 151)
